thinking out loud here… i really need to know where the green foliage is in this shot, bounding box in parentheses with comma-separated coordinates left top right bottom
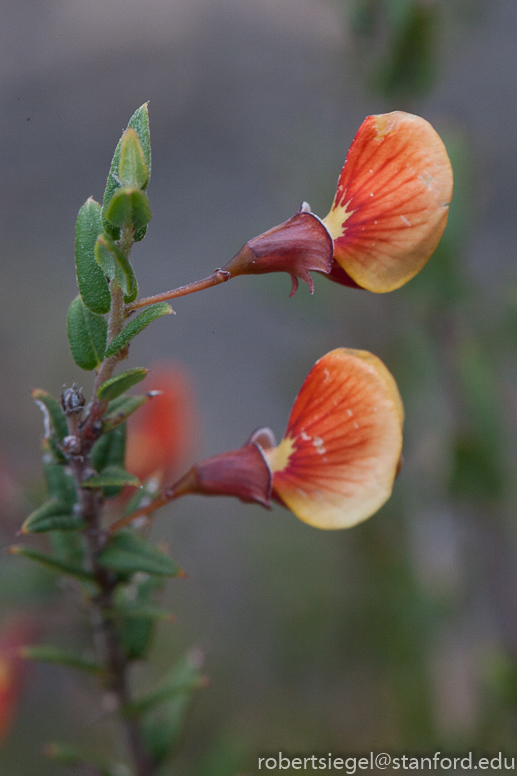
(102, 393, 153, 432)
(82, 465, 141, 489)
(102, 103, 151, 242)
(138, 652, 206, 766)
(43, 451, 78, 507)
(98, 530, 183, 577)
(75, 197, 111, 314)
(376, 3, 439, 98)
(21, 500, 84, 534)
(32, 389, 69, 443)
(98, 367, 149, 401)
(45, 743, 120, 776)
(21, 645, 103, 674)
(449, 434, 504, 502)
(67, 295, 107, 371)
(104, 302, 173, 358)
(9, 545, 94, 582)
(94, 233, 138, 303)
(115, 575, 166, 660)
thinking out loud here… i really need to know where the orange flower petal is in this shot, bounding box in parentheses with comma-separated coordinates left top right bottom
(323, 112, 453, 292)
(264, 348, 403, 529)
(126, 363, 197, 483)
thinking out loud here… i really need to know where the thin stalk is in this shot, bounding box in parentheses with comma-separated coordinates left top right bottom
(125, 269, 231, 312)
(108, 470, 196, 534)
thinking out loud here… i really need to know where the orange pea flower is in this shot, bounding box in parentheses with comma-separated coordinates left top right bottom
(125, 363, 197, 484)
(223, 111, 452, 294)
(174, 349, 403, 529)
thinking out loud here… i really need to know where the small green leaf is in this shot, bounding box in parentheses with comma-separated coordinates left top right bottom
(32, 389, 68, 442)
(20, 645, 103, 674)
(82, 465, 140, 489)
(139, 651, 205, 764)
(45, 743, 119, 776)
(115, 574, 164, 660)
(67, 295, 107, 371)
(9, 546, 94, 581)
(75, 198, 111, 314)
(98, 368, 149, 402)
(102, 103, 151, 241)
(130, 650, 205, 715)
(105, 303, 173, 359)
(94, 234, 138, 303)
(91, 423, 126, 473)
(104, 187, 152, 233)
(123, 473, 162, 517)
(43, 453, 78, 508)
(98, 530, 183, 577)
(21, 500, 83, 534)
(102, 393, 155, 433)
(119, 127, 149, 189)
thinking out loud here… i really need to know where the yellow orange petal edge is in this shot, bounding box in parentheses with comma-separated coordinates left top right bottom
(323, 111, 453, 293)
(263, 348, 404, 529)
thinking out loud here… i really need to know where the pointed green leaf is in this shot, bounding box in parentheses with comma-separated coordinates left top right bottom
(75, 198, 111, 314)
(82, 465, 140, 489)
(91, 423, 126, 472)
(43, 453, 78, 508)
(105, 303, 173, 359)
(32, 389, 68, 442)
(104, 187, 151, 232)
(123, 473, 162, 518)
(21, 500, 84, 534)
(67, 295, 107, 371)
(102, 393, 156, 433)
(20, 645, 103, 674)
(130, 650, 206, 715)
(119, 127, 148, 189)
(115, 574, 164, 660)
(98, 530, 182, 577)
(45, 743, 119, 776)
(139, 652, 205, 764)
(102, 103, 151, 241)
(50, 528, 85, 568)
(9, 546, 94, 581)
(94, 234, 138, 303)
(98, 368, 149, 402)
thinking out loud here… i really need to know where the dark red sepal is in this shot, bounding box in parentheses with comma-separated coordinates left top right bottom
(222, 206, 333, 296)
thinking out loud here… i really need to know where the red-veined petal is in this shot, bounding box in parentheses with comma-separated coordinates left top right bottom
(323, 111, 453, 292)
(264, 348, 403, 529)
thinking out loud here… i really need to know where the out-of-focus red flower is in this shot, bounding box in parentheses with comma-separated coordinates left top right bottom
(125, 363, 198, 484)
(0, 618, 35, 743)
(221, 111, 452, 295)
(173, 349, 403, 529)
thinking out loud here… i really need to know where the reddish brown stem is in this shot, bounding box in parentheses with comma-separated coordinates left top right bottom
(125, 269, 231, 312)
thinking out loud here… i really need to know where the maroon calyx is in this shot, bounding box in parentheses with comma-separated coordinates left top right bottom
(222, 206, 334, 297)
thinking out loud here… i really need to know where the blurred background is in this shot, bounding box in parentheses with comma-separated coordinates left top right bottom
(1, 0, 517, 773)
